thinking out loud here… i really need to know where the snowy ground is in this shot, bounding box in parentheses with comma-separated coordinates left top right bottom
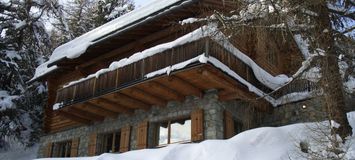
(2, 112, 355, 160)
(0, 144, 38, 160)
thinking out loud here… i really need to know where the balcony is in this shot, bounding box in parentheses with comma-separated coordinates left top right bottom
(50, 31, 316, 132)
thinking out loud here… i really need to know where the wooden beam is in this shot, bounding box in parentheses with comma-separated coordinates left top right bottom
(67, 106, 105, 121)
(157, 76, 203, 97)
(57, 110, 91, 124)
(91, 98, 133, 114)
(82, 102, 118, 118)
(218, 90, 248, 101)
(200, 70, 236, 90)
(121, 87, 167, 106)
(140, 81, 185, 101)
(106, 92, 151, 110)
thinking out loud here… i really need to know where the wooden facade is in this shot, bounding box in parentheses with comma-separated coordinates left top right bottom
(34, 0, 317, 158)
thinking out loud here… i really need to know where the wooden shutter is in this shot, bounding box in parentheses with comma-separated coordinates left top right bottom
(224, 111, 235, 139)
(119, 126, 131, 152)
(88, 133, 97, 156)
(70, 138, 80, 157)
(191, 109, 204, 141)
(44, 142, 53, 157)
(136, 121, 148, 149)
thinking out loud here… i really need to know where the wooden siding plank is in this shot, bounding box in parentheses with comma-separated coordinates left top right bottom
(224, 111, 235, 139)
(70, 138, 80, 157)
(136, 121, 148, 149)
(119, 126, 131, 153)
(88, 133, 97, 156)
(191, 109, 204, 142)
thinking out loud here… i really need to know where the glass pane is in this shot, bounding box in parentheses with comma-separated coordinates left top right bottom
(170, 119, 191, 143)
(105, 134, 113, 153)
(65, 142, 71, 157)
(114, 132, 121, 152)
(158, 123, 168, 145)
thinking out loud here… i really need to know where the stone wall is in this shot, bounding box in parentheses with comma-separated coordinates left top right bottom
(37, 90, 225, 158)
(263, 97, 327, 126)
(220, 97, 327, 131)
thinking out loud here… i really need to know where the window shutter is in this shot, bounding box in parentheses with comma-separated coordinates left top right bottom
(45, 142, 53, 157)
(70, 138, 80, 157)
(119, 126, 131, 152)
(191, 109, 204, 141)
(136, 121, 148, 149)
(88, 133, 97, 156)
(224, 111, 235, 139)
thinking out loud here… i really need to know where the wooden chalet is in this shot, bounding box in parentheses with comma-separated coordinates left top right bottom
(32, 0, 317, 158)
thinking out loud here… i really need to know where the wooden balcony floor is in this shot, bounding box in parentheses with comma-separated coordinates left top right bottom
(49, 64, 268, 133)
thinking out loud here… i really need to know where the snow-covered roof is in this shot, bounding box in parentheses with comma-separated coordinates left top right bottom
(30, 0, 192, 82)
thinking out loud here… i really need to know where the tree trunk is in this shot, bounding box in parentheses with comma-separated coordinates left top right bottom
(317, 2, 352, 139)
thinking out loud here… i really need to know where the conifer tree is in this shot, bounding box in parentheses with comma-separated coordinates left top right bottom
(0, 0, 51, 149)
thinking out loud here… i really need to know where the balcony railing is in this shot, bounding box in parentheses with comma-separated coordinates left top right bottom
(55, 37, 316, 107)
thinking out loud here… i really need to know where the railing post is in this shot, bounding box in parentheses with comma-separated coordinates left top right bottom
(115, 69, 120, 88)
(205, 38, 209, 57)
(72, 85, 77, 101)
(93, 78, 97, 96)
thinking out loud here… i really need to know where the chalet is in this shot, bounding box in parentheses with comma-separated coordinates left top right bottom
(32, 0, 322, 158)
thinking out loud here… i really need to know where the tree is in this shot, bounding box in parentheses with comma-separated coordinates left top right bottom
(48, 0, 134, 44)
(96, 0, 134, 24)
(0, 0, 51, 149)
(187, 0, 354, 138)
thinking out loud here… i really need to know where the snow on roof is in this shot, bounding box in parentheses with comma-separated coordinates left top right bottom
(30, 0, 191, 82)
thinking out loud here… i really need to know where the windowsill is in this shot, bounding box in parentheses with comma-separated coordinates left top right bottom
(156, 140, 192, 148)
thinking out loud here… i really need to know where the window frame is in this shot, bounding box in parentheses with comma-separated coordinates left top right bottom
(156, 117, 192, 147)
(97, 130, 121, 154)
(51, 140, 72, 158)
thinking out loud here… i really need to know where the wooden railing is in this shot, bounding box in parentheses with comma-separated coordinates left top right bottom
(55, 37, 316, 107)
(271, 79, 318, 99)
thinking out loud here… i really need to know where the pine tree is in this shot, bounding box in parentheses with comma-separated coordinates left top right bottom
(0, 0, 51, 149)
(96, 0, 134, 24)
(48, 0, 134, 44)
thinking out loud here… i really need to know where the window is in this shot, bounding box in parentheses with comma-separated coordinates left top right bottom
(51, 140, 72, 157)
(98, 131, 121, 154)
(234, 120, 243, 134)
(157, 118, 191, 146)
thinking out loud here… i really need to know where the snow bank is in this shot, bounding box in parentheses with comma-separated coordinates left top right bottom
(31, 0, 190, 82)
